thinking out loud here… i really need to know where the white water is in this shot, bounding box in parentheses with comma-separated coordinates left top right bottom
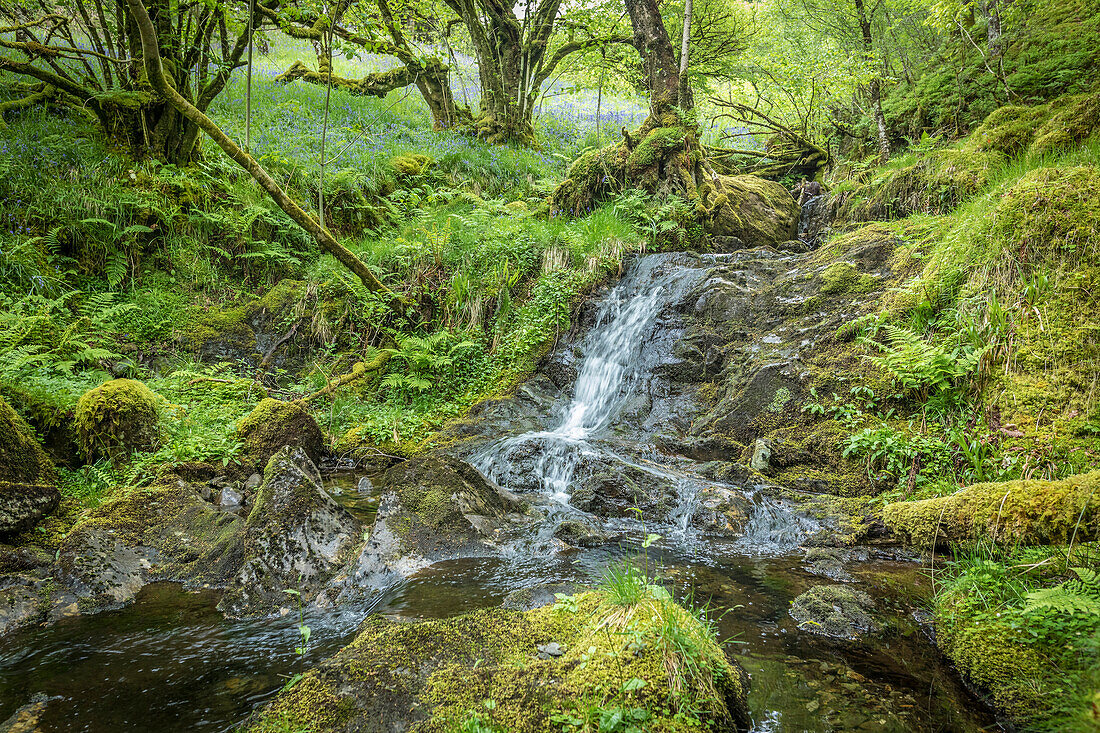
(475, 256, 697, 503)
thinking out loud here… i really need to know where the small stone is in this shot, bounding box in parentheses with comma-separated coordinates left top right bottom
(749, 439, 771, 471)
(244, 473, 263, 490)
(218, 487, 243, 509)
(537, 642, 565, 658)
(357, 476, 373, 492)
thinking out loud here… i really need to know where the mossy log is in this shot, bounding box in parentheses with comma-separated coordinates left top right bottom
(883, 471, 1100, 547)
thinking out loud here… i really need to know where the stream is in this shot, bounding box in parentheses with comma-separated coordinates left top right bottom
(0, 247, 998, 731)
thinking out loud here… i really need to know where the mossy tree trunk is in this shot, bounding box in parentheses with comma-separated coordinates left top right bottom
(442, 0, 631, 146)
(123, 0, 415, 318)
(0, 0, 251, 164)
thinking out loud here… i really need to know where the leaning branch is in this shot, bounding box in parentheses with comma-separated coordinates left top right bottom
(123, 0, 413, 317)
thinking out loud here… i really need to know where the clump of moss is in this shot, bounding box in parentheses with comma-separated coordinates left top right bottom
(820, 262, 879, 294)
(789, 584, 879, 640)
(969, 103, 1052, 156)
(1030, 92, 1100, 156)
(988, 165, 1100, 268)
(391, 153, 433, 176)
(883, 471, 1100, 547)
(236, 398, 323, 467)
(73, 379, 163, 461)
(0, 396, 56, 484)
(247, 589, 748, 733)
(704, 174, 799, 247)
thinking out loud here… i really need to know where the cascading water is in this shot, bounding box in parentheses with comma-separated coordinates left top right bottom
(474, 255, 703, 504)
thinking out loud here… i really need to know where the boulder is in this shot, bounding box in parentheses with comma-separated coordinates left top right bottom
(236, 398, 324, 467)
(73, 379, 162, 460)
(0, 483, 60, 536)
(0, 397, 56, 485)
(691, 485, 752, 535)
(571, 464, 677, 519)
(789, 584, 879, 640)
(329, 454, 529, 598)
(219, 447, 361, 617)
(246, 589, 749, 733)
(706, 174, 799, 248)
(58, 476, 242, 609)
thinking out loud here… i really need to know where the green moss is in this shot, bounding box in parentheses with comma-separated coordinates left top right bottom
(391, 154, 434, 176)
(820, 262, 879, 294)
(970, 104, 1052, 156)
(626, 126, 687, 172)
(1030, 92, 1100, 156)
(236, 399, 324, 467)
(0, 396, 56, 484)
(73, 379, 162, 461)
(934, 595, 1047, 720)
(988, 165, 1100, 267)
(883, 471, 1100, 547)
(182, 303, 256, 355)
(705, 174, 799, 246)
(247, 590, 747, 733)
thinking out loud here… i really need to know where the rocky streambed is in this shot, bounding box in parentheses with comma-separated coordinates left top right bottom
(0, 237, 1000, 731)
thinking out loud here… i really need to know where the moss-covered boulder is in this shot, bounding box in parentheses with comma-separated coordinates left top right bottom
(237, 398, 324, 468)
(57, 476, 242, 609)
(789, 584, 880, 640)
(705, 175, 799, 248)
(247, 589, 749, 733)
(883, 471, 1100, 547)
(329, 454, 529, 602)
(0, 396, 56, 485)
(0, 397, 60, 535)
(220, 447, 361, 617)
(73, 379, 162, 460)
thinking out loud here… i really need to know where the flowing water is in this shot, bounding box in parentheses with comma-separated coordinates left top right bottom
(0, 251, 1000, 732)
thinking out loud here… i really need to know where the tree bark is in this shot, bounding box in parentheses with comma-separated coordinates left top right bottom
(625, 0, 684, 114)
(123, 0, 412, 315)
(853, 0, 889, 161)
(678, 0, 693, 110)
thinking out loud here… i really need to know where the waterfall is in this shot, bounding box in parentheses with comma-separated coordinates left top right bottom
(474, 255, 699, 503)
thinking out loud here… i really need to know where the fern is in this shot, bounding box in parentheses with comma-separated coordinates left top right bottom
(1025, 568, 1100, 615)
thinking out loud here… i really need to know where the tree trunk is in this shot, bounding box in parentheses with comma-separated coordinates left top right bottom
(985, 0, 1003, 57)
(853, 0, 889, 161)
(625, 0, 684, 114)
(123, 0, 414, 316)
(678, 0, 693, 110)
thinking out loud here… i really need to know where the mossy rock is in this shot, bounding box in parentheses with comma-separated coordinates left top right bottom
(988, 165, 1100, 268)
(970, 103, 1052, 156)
(246, 590, 749, 732)
(705, 174, 799, 247)
(819, 262, 879, 295)
(789, 584, 880, 640)
(390, 154, 433, 176)
(236, 398, 324, 468)
(1029, 92, 1100, 156)
(73, 379, 162, 461)
(0, 396, 56, 485)
(883, 471, 1100, 547)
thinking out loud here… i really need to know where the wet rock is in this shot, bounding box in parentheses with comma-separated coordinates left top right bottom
(656, 434, 745, 462)
(0, 692, 53, 733)
(355, 476, 372, 492)
(244, 473, 263, 491)
(236, 398, 324, 468)
(329, 455, 529, 598)
(219, 447, 360, 617)
(217, 487, 243, 509)
(0, 544, 52, 573)
(246, 592, 749, 733)
(58, 477, 242, 610)
(790, 584, 880, 640)
(0, 484, 60, 536)
(502, 582, 583, 611)
(571, 465, 676, 519)
(552, 518, 614, 548)
(801, 547, 866, 582)
(692, 485, 752, 534)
